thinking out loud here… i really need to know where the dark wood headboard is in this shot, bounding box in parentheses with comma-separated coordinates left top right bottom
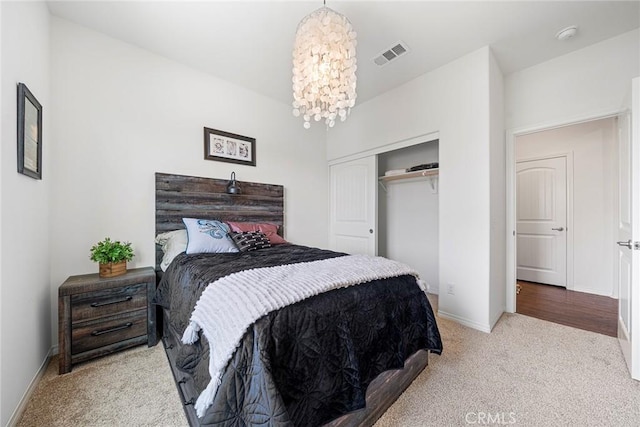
(155, 172, 284, 271)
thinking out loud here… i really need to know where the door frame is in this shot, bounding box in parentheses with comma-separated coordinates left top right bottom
(515, 152, 574, 290)
(629, 77, 640, 379)
(506, 110, 620, 313)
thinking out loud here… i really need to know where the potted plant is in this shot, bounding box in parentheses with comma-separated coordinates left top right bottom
(90, 237, 134, 278)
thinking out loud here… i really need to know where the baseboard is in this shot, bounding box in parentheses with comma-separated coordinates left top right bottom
(437, 310, 492, 333)
(572, 286, 616, 298)
(618, 318, 631, 375)
(426, 282, 439, 295)
(6, 347, 53, 427)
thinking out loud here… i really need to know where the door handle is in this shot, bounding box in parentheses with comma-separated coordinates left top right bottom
(617, 240, 633, 249)
(551, 227, 564, 232)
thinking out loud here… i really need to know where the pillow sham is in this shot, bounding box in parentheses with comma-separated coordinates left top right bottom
(183, 218, 239, 254)
(155, 229, 188, 271)
(230, 231, 272, 252)
(226, 222, 287, 245)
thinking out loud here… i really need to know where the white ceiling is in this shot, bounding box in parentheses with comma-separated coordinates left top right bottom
(47, 1, 640, 106)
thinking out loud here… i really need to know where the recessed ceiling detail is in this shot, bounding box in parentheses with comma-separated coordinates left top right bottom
(373, 42, 409, 67)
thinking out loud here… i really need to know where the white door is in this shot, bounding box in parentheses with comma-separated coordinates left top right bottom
(516, 156, 567, 286)
(617, 77, 640, 380)
(329, 156, 377, 255)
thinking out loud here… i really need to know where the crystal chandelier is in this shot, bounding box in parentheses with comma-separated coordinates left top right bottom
(292, 5, 357, 129)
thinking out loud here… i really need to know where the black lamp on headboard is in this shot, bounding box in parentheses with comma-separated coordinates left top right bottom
(226, 172, 241, 195)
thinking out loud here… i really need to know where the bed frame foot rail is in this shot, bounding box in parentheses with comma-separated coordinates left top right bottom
(322, 350, 429, 427)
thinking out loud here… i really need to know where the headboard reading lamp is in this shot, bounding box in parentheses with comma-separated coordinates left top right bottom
(226, 172, 241, 195)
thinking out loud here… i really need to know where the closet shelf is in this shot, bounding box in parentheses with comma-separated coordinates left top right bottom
(379, 168, 439, 182)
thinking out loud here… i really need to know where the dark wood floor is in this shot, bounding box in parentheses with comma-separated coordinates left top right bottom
(516, 281, 618, 337)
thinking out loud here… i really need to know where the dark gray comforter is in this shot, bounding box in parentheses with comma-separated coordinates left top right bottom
(154, 244, 442, 426)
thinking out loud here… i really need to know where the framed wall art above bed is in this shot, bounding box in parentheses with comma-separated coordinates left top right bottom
(204, 127, 256, 167)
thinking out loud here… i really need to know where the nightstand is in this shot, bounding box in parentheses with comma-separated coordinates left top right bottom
(58, 267, 157, 374)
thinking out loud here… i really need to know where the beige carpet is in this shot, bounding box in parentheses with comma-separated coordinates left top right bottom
(17, 345, 187, 427)
(376, 313, 640, 426)
(17, 311, 640, 426)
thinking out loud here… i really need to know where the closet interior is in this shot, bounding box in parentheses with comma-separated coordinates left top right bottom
(377, 139, 440, 294)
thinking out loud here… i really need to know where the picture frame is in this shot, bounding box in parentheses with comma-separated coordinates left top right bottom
(204, 127, 256, 167)
(17, 83, 43, 180)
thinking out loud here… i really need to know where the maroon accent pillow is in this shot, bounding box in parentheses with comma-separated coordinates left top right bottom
(226, 222, 288, 245)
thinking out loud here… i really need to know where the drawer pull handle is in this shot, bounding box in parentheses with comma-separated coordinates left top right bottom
(91, 322, 133, 336)
(90, 296, 133, 307)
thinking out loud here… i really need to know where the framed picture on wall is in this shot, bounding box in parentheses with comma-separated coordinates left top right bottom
(17, 82, 43, 180)
(204, 127, 256, 167)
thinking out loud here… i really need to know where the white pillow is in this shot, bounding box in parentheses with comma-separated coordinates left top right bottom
(155, 229, 188, 272)
(183, 218, 239, 254)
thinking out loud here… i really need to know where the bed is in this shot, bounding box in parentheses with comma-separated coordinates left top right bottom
(154, 172, 442, 427)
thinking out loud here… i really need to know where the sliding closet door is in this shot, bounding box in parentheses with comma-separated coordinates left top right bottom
(329, 156, 377, 255)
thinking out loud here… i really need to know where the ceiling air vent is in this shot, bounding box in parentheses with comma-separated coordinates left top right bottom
(373, 41, 409, 67)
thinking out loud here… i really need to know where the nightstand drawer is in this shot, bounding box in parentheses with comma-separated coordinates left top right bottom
(71, 283, 147, 322)
(71, 309, 147, 355)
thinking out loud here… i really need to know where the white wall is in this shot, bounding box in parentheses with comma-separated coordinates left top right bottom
(378, 141, 439, 293)
(328, 47, 503, 332)
(516, 117, 618, 297)
(506, 29, 640, 131)
(489, 51, 506, 326)
(49, 18, 328, 342)
(1, 2, 51, 425)
(0, 2, 3, 420)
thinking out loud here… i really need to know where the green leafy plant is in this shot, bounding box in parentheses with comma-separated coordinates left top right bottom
(89, 237, 134, 264)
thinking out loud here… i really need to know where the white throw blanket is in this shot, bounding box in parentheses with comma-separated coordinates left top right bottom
(181, 254, 424, 417)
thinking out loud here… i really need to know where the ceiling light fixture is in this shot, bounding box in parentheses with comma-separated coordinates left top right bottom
(292, 2, 357, 129)
(556, 25, 578, 41)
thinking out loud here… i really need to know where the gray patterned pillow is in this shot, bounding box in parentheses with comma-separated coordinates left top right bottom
(183, 218, 238, 254)
(230, 231, 272, 252)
